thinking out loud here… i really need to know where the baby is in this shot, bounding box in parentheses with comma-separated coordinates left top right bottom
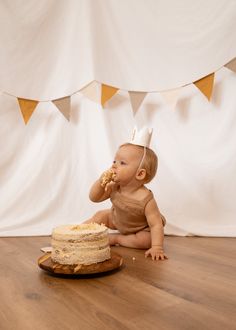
(85, 128, 167, 261)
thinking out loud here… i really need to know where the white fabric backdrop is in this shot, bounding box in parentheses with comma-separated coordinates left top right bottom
(1, 0, 236, 98)
(0, 1, 236, 236)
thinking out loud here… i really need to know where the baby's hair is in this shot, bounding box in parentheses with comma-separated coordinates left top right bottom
(119, 143, 158, 183)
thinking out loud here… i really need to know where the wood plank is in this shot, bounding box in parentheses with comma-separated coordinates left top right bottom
(0, 236, 235, 330)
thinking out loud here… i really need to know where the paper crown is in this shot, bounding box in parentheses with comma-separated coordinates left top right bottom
(130, 126, 153, 148)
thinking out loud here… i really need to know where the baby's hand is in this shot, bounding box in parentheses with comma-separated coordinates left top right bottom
(145, 246, 168, 261)
(100, 169, 116, 191)
(104, 180, 116, 192)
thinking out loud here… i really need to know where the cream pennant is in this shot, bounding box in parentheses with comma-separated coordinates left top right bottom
(225, 58, 236, 73)
(160, 88, 181, 109)
(101, 84, 118, 107)
(128, 91, 147, 115)
(52, 96, 71, 121)
(17, 98, 38, 124)
(80, 81, 101, 103)
(194, 73, 215, 101)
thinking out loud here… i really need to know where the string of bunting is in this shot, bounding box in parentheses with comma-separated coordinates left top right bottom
(2, 58, 236, 124)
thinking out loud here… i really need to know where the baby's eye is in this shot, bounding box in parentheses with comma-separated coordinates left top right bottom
(113, 160, 116, 164)
(120, 161, 127, 165)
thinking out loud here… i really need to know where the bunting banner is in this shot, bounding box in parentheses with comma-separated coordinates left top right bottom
(52, 96, 71, 121)
(225, 58, 236, 73)
(128, 91, 147, 115)
(1, 57, 236, 123)
(160, 88, 181, 109)
(17, 98, 39, 124)
(80, 81, 101, 103)
(101, 84, 119, 107)
(193, 73, 215, 101)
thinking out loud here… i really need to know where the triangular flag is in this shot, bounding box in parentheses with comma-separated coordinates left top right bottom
(101, 84, 118, 107)
(80, 81, 101, 103)
(128, 91, 147, 115)
(52, 96, 71, 121)
(17, 98, 38, 124)
(194, 73, 215, 101)
(160, 88, 181, 109)
(225, 58, 236, 73)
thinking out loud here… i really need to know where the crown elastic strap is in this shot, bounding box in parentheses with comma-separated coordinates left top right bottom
(136, 146, 147, 173)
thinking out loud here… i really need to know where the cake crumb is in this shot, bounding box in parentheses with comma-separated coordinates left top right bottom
(74, 264, 82, 272)
(40, 246, 52, 253)
(132, 257, 136, 261)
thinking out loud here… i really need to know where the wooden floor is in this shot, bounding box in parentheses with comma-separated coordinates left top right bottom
(0, 236, 235, 330)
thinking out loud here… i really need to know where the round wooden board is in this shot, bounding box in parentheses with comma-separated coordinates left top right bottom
(38, 251, 123, 276)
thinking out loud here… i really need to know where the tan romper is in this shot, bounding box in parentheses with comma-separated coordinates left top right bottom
(110, 189, 166, 235)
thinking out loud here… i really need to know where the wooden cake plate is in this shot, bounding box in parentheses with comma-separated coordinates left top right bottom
(38, 251, 123, 276)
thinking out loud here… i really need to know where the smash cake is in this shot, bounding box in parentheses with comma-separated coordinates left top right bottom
(51, 223, 111, 265)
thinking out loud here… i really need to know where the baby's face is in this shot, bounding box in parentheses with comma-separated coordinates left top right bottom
(111, 144, 143, 186)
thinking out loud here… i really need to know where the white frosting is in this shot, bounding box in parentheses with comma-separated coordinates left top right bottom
(51, 223, 111, 265)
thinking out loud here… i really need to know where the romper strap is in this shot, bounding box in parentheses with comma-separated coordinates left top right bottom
(143, 191, 154, 207)
(144, 191, 167, 227)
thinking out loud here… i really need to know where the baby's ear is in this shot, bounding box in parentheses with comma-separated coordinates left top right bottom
(136, 169, 146, 181)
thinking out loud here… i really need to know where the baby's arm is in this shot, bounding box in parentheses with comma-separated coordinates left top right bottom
(89, 169, 115, 202)
(144, 199, 168, 261)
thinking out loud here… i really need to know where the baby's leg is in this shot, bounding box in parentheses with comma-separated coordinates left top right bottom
(109, 230, 151, 249)
(84, 209, 117, 230)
